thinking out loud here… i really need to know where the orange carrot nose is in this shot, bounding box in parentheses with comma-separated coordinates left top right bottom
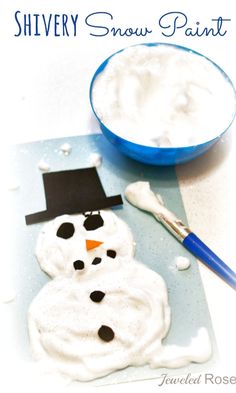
(86, 239, 103, 251)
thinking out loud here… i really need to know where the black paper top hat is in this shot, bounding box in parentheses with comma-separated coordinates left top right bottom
(25, 167, 123, 225)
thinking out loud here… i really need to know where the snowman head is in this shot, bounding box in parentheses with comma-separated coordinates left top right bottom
(25, 167, 136, 278)
(36, 209, 135, 278)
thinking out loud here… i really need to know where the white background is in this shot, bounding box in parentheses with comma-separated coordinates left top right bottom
(1, 1, 236, 392)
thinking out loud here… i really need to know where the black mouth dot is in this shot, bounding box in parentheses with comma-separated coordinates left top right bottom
(98, 325, 115, 342)
(90, 290, 105, 303)
(73, 260, 85, 270)
(92, 257, 102, 265)
(106, 250, 117, 259)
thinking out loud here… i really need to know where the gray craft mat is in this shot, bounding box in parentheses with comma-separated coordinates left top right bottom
(8, 133, 217, 386)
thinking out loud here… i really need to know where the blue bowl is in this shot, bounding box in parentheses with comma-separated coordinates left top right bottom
(90, 43, 236, 166)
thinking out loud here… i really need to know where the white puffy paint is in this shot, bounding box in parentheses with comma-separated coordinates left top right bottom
(7, 180, 20, 191)
(60, 142, 72, 155)
(175, 256, 191, 271)
(38, 159, 50, 172)
(89, 152, 102, 167)
(0, 280, 16, 304)
(92, 45, 235, 147)
(125, 181, 176, 222)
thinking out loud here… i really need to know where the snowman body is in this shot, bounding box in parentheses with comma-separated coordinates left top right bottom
(28, 258, 171, 381)
(29, 208, 212, 382)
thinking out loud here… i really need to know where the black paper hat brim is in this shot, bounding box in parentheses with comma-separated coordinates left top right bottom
(25, 195, 122, 225)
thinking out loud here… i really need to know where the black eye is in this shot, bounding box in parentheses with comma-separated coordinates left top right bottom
(107, 250, 117, 259)
(83, 214, 104, 231)
(56, 222, 75, 239)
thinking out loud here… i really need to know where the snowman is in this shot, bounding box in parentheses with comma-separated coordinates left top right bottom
(26, 168, 135, 278)
(26, 168, 212, 382)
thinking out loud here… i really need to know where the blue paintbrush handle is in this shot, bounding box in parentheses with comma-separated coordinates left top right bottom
(183, 232, 236, 290)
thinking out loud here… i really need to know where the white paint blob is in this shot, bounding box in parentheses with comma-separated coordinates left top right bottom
(0, 277, 16, 304)
(60, 143, 72, 156)
(125, 181, 176, 222)
(7, 180, 20, 191)
(38, 159, 50, 172)
(89, 152, 103, 167)
(175, 256, 191, 271)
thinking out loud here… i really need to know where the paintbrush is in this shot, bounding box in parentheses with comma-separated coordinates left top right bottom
(125, 181, 236, 290)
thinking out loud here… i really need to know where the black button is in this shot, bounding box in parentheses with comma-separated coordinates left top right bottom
(90, 291, 105, 303)
(98, 325, 115, 342)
